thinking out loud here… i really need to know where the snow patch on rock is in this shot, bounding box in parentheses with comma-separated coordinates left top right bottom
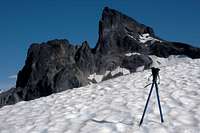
(139, 33, 162, 43)
(125, 52, 141, 57)
(111, 66, 130, 76)
(88, 73, 104, 83)
(88, 67, 130, 83)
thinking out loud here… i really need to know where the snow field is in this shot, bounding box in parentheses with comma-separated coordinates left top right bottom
(0, 58, 199, 133)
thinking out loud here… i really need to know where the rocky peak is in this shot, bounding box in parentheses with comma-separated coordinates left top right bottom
(16, 39, 78, 89)
(80, 41, 90, 51)
(0, 7, 200, 108)
(95, 7, 154, 54)
(101, 7, 154, 34)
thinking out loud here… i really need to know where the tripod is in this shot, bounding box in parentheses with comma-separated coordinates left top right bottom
(139, 67, 164, 126)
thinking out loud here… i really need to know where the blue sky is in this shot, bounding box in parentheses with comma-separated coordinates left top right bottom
(0, 0, 199, 90)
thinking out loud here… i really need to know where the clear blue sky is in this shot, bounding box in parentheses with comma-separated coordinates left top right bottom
(0, 0, 199, 90)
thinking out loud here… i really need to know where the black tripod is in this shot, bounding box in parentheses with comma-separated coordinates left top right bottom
(139, 67, 164, 126)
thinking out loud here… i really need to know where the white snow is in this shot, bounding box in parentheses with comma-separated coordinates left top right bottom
(88, 73, 104, 83)
(149, 55, 192, 68)
(136, 65, 145, 72)
(88, 67, 130, 83)
(127, 34, 137, 41)
(0, 58, 200, 133)
(125, 52, 141, 57)
(111, 66, 130, 76)
(139, 33, 162, 43)
(127, 33, 162, 44)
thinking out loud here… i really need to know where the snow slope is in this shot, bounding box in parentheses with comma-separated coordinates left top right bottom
(88, 67, 130, 83)
(0, 58, 200, 133)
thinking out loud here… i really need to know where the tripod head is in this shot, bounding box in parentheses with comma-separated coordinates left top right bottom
(151, 67, 160, 83)
(151, 67, 160, 75)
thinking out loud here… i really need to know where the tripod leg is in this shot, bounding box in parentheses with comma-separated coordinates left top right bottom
(155, 82, 164, 123)
(139, 83, 154, 126)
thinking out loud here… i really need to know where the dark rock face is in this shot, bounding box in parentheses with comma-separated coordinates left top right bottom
(94, 7, 153, 54)
(122, 55, 152, 72)
(148, 41, 200, 58)
(75, 41, 96, 75)
(16, 40, 87, 100)
(0, 7, 200, 107)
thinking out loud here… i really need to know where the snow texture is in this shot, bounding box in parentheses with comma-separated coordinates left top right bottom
(88, 67, 130, 83)
(149, 55, 191, 68)
(127, 34, 137, 41)
(139, 33, 162, 43)
(0, 57, 200, 133)
(125, 53, 141, 57)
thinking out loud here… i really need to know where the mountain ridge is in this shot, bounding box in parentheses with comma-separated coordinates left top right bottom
(0, 7, 200, 108)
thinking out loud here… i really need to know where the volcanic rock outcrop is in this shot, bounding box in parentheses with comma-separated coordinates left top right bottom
(0, 7, 199, 107)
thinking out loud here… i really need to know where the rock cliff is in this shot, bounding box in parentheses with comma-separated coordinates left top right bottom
(0, 7, 199, 107)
